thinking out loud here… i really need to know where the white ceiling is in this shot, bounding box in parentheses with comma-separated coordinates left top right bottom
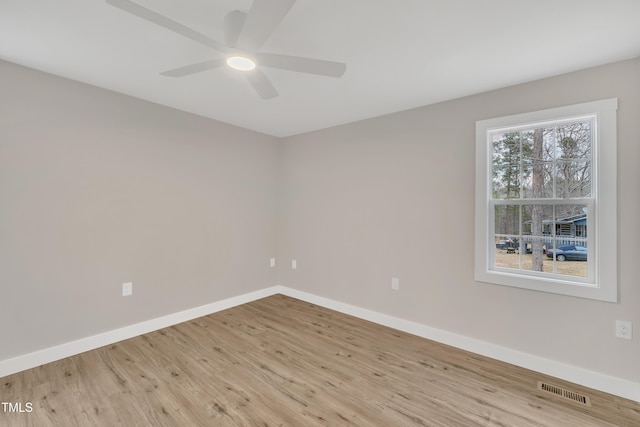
(2, 1, 639, 137)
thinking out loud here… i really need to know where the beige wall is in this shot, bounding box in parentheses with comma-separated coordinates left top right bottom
(0, 60, 279, 360)
(278, 58, 640, 382)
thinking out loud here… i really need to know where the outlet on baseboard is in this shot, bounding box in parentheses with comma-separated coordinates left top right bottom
(122, 282, 133, 297)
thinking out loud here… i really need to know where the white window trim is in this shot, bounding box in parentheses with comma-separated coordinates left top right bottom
(475, 99, 617, 302)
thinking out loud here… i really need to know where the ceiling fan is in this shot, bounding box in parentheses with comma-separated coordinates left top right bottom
(105, 0, 347, 99)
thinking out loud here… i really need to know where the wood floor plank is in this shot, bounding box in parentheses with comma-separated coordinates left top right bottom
(1, 294, 639, 426)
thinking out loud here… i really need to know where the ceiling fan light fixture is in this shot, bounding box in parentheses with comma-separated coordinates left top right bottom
(226, 55, 256, 71)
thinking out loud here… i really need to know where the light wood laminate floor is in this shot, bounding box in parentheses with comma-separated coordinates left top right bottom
(1, 294, 639, 426)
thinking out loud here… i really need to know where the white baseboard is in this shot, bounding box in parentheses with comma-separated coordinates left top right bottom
(0, 286, 281, 379)
(276, 286, 640, 403)
(2, 284, 638, 403)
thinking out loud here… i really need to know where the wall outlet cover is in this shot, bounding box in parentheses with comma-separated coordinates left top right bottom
(615, 320, 632, 340)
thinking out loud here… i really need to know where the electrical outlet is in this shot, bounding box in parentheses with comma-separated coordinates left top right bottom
(391, 277, 399, 290)
(270, 258, 276, 267)
(291, 259, 297, 269)
(122, 282, 133, 297)
(615, 320, 632, 340)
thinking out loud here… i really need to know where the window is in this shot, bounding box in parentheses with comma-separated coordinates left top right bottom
(475, 99, 617, 302)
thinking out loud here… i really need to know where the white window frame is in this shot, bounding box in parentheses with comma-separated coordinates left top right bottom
(475, 99, 617, 302)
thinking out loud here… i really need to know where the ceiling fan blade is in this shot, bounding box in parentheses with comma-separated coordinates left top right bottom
(106, 0, 227, 52)
(255, 53, 346, 78)
(247, 69, 279, 99)
(224, 11, 246, 48)
(160, 59, 225, 77)
(235, 0, 296, 52)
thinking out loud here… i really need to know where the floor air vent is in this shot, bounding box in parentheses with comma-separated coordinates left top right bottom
(537, 381, 591, 406)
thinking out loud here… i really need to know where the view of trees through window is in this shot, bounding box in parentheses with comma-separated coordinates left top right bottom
(491, 118, 593, 278)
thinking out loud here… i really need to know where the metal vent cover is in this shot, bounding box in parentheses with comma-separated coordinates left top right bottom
(537, 381, 591, 406)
